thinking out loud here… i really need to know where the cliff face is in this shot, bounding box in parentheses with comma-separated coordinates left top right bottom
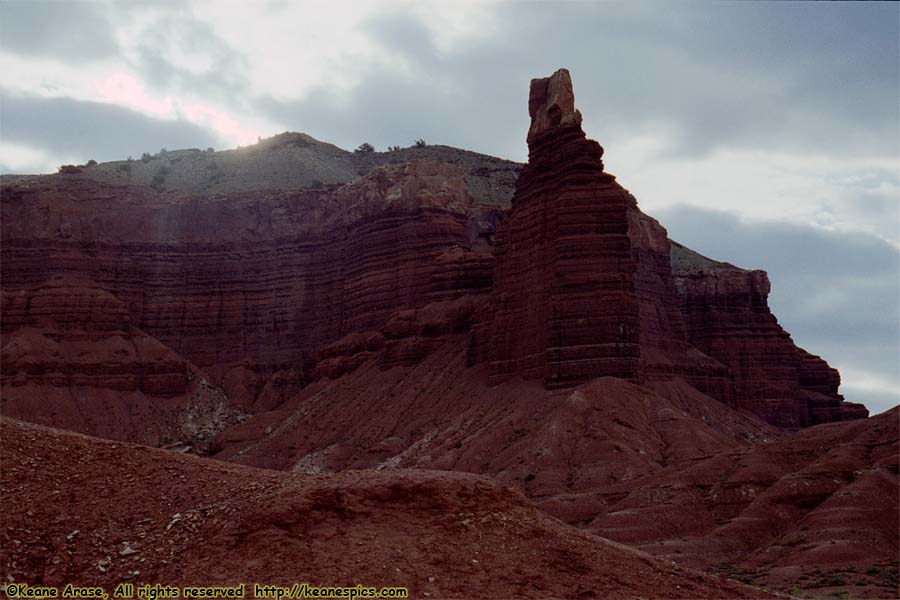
(0, 278, 234, 447)
(469, 69, 641, 387)
(670, 241, 868, 426)
(1, 162, 500, 420)
(465, 69, 855, 429)
(0, 70, 867, 438)
(626, 201, 734, 400)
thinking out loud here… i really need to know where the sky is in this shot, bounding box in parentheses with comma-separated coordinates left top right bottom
(1, 0, 898, 414)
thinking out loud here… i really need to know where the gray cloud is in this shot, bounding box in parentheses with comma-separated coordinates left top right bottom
(257, 69, 515, 154)
(126, 8, 250, 103)
(530, 2, 899, 159)
(4, 2, 894, 166)
(0, 1, 118, 62)
(363, 11, 439, 66)
(657, 204, 899, 415)
(255, 21, 527, 155)
(1, 90, 219, 168)
(257, 2, 898, 162)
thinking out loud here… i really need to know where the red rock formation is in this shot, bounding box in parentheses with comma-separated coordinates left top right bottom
(1, 161, 499, 414)
(670, 241, 867, 426)
(0, 277, 234, 446)
(1, 92, 865, 429)
(626, 199, 735, 400)
(208, 341, 896, 597)
(470, 68, 864, 426)
(1, 416, 779, 600)
(470, 69, 641, 387)
(585, 405, 898, 596)
(212, 342, 774, 492)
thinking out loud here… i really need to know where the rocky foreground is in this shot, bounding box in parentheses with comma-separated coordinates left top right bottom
(212, 356, 899, 598)
(1, 417, 779, 600)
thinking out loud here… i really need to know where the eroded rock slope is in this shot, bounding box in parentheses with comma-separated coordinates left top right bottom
(1, 417, 777, 600)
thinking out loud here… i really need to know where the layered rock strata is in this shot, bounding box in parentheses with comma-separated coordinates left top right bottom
(0, 65, 890, 600)
(470, 69, 641, 387)
(1, 162, 499, 412)
(670, 241, 868, 426)
(0, 278, 234, 446)
(468, 68, 865, 427)
(0, 70, 868, 432)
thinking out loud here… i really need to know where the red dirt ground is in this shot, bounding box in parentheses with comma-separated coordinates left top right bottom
(0, 417, 783, 600)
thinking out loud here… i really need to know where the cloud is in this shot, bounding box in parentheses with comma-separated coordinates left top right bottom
(605, 145, 900, 246)
(506, 1, 900, 159)
(657, 204, 900, 415)
(363, 10, 439, 69)
(253, 8, 527, 155)
(250, 2, 897, 170)
(0, 141, 58, 175)
(0, 1, 118, 62)
(253, 3, 898, 246)
(4, 2, 895, 171)
(0, 90, 219, 168)
(123, 5, 251, 103)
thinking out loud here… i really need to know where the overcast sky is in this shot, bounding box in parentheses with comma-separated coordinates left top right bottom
(1, 0, 897, 414)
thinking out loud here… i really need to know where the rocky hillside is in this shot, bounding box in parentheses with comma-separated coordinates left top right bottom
(9, 132, 521, 206)
(2, 68, 893, 599)
(0, 277, 235, 448)
(1, 416, 778, 599)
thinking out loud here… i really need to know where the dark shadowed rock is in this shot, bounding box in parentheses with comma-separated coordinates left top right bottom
(0, 67, 891, 600)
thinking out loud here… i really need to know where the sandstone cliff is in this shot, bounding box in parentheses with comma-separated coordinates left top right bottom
(0, 69, 867, 434)
(466, 69, 861, 427)
(1, 161, 501, 423)
(0, 68, 893, 600)
(469, 69, 641, 387)
(0, 277, 235, 447)
(670, 241, 868, 426)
